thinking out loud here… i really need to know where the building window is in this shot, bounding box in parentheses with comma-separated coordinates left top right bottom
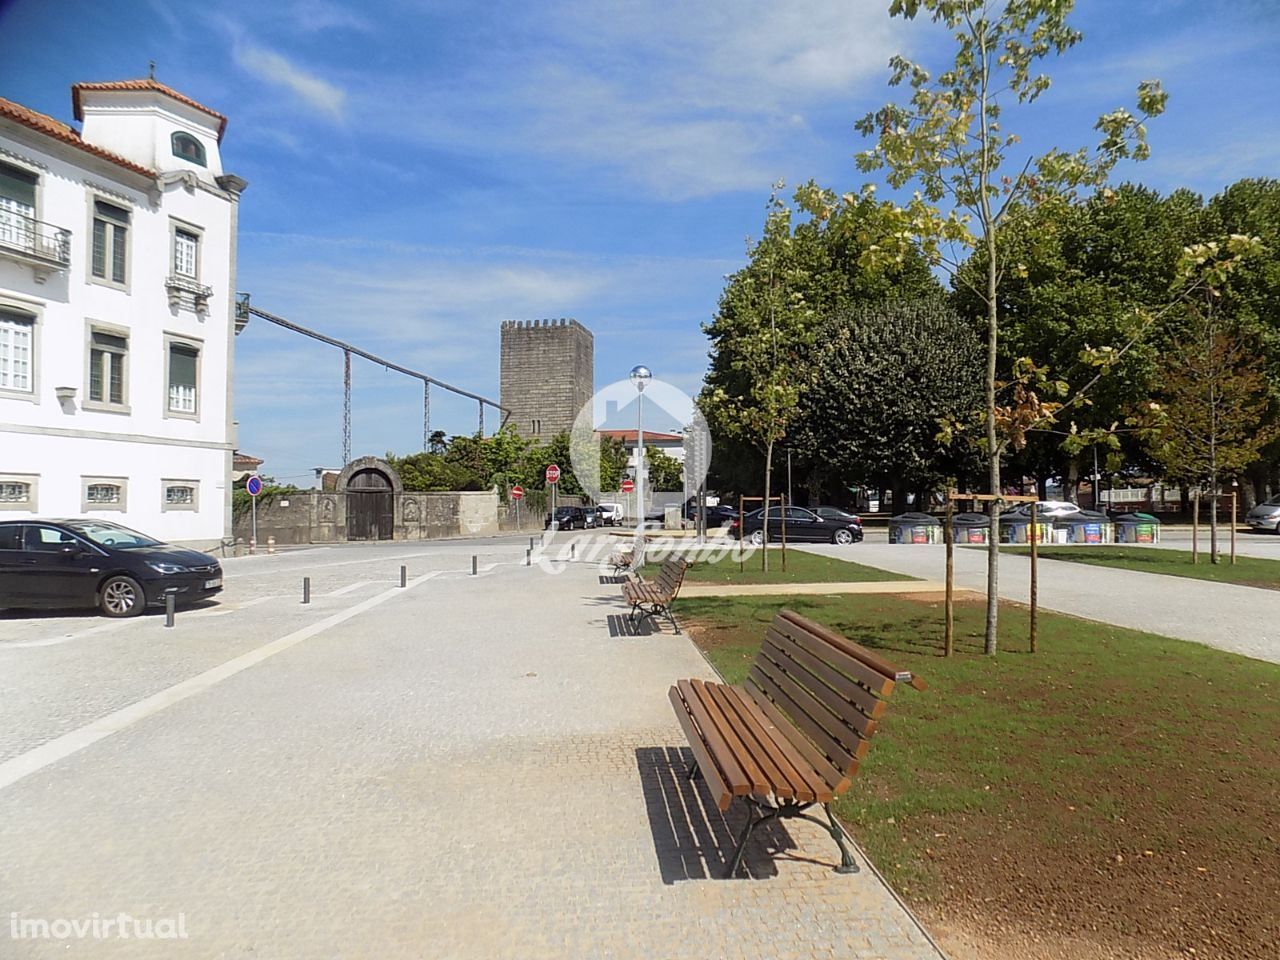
(0, 161, 37, 251)
(171, 132, 206, 167)
(0, 476, 36, 512)
(91, 200, 129, 286)
(173, 229, 199, 279)
(87, 329, 128, 409)
(162, 480, 199, 511)
(82, 477, 126, 512)
(166, 340, 199, 416)
(0, 308, 35, 394)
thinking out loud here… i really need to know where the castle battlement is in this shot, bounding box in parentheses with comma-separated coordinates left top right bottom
(499, 318, 594, 440)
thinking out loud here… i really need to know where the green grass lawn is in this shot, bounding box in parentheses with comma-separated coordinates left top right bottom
(643, 548, 911, 585)
(1001, 544, 1280, 590)
(681, 592, 1279, 954)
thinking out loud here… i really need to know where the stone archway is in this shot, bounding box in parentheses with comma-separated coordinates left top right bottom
(336, 457, 403, 541)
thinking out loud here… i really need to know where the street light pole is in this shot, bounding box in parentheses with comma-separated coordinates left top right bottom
(630, 365, 652, 564)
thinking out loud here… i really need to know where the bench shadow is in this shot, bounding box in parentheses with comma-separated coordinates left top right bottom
(607, 614, 656, 637)
(598, 575, 628, 585)
(635, 746, 798, 882)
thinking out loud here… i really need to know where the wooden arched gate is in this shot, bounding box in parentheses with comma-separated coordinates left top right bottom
(347, 468, 394, 540)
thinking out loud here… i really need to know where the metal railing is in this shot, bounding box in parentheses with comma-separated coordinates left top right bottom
(0, 212, 71, 267)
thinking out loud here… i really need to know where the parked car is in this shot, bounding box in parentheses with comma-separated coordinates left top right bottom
(1003, 500, 1082, 519)
(580, 506, 600, 529)
(813, 506, 864, 528)
(596, 503, 624, 526)
(0, 519, 223, 618)
(545, 506, 588, 530)
(1246, 495, 1280, 533)
(730, 506, 864, 545)
(681, 500, 739, 527)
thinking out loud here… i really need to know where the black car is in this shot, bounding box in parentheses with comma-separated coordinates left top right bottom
(545, 506, 588, 530)
(681, 500, 740, 527)
(730, 506, 864, 545)
(0, 519, 223, 617)
(813, 506, 864, 528)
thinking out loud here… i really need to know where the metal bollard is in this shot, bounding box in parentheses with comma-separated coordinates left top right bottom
(302, 577, 310, 604)
(529, 536, 535, 552)
(571, 543, 576, 559)
(526, 548, 531, 566)
(165, 592, 176, 628)
(266, 535, 276, 555)
(471, 555, 478, 576)
(400, 565, 407, 588)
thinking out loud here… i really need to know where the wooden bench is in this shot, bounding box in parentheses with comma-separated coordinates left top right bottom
(622, 555, 688, 632)
(669, 608, 925, 878)
(609, 534, 647, 576)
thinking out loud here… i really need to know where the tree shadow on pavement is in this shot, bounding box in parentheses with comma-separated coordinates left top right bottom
(635, 746, 797, 882)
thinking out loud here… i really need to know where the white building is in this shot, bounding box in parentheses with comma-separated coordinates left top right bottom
(0, 79, 246, 549)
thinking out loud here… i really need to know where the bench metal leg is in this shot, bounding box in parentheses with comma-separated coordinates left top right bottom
(726, 798, 859, 877)
(686, 761, 701, 781)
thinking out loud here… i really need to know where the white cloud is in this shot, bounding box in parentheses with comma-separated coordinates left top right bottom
(234, 44, 347, 120)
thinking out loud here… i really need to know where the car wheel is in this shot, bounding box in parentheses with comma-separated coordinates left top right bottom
(749, 529, 765, 546)
(833, 528, 854, 545)
(100, 575, 145, 618)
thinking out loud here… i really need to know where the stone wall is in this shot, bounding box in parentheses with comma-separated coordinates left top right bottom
(233, 490, 500, 545)
(499, 319, 594, 440)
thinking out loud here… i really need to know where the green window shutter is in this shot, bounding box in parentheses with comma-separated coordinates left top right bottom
(0, 163, 37, 209)
(169, 344, 198, 388)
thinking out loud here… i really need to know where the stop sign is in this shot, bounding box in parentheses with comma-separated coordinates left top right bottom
(511, 484, 524, 500)
(545, 464, 561, 485)
(621, 478, 635, 494)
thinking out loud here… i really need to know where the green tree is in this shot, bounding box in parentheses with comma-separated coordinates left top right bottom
(801, 299, 984, 498)
(702, 182, 940, 521)
(385, 452, 478, 492)
(644, 446, 684, 492)
(855, 0, 1176, 652)
(1138, 303, 1278, 561)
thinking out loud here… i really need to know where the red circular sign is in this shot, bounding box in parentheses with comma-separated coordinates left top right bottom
(621, 478, 635, 494)
(511, 484, 524, 500)
(545, 464, 561, 484)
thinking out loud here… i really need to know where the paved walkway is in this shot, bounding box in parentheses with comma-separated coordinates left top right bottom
(799, 543, 1280, 664)
(1, 538, 942, 959)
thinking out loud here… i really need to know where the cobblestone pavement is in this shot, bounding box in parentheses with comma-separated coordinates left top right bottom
(801, 541, 1280, 664)
(0, 535, 943, 959)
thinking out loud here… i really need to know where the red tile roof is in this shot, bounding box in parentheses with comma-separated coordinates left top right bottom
(597, 429, 684, 443)
(0, 96, 156, 179)
(72, 79, 228, 141)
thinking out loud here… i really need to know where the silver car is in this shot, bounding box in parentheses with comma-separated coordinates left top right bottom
(1246, 495, 1280, 533)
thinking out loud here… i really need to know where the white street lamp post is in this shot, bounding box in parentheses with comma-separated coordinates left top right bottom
(630, 365, 652, 562)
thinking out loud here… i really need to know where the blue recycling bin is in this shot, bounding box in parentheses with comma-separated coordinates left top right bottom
(889, 512, 943, 544)
(950, 512, 992, 544)
(1061, 510, 1113, 544)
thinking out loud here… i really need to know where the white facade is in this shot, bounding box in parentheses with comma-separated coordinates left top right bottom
(0, 80, 245, 548)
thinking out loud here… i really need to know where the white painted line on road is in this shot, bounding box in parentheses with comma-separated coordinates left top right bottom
(0, 619, 132, 649)
(324, 580, 374, 597)
(0, 571, 441, 792)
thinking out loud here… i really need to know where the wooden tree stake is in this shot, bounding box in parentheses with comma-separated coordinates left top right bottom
(1029, 500, 1038, 654)
(944, 499, 954, 657)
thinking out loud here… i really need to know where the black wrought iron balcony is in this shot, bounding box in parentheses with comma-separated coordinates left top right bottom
(0, 212, 71, 277)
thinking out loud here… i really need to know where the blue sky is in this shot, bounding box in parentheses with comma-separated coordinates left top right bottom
(1, 0, 1278, 484)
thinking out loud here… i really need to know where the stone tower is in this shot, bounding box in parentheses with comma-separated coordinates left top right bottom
(500, 319, 594, 439)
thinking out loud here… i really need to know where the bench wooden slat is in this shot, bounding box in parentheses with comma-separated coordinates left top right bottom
(778, 609, 926, 691)
(691, 686, 768, 798)
(754, 651, 872, 763)
(668, 686, 733, 812)
(742, 683, 849, 795)
(760, 636, 879, 741)
(720, 685, 826, 803)
(768, 621, 893, 712)
(705, 681, 798, 800)
(676, 680, 752, 797)
(748, 664, 865, 778)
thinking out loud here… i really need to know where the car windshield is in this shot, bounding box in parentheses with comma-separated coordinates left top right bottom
(65, 521, 162, 549)
(1266, 496, 1280, 506)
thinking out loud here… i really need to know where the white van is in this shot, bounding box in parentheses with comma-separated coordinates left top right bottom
(596, 503, 624, 526)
